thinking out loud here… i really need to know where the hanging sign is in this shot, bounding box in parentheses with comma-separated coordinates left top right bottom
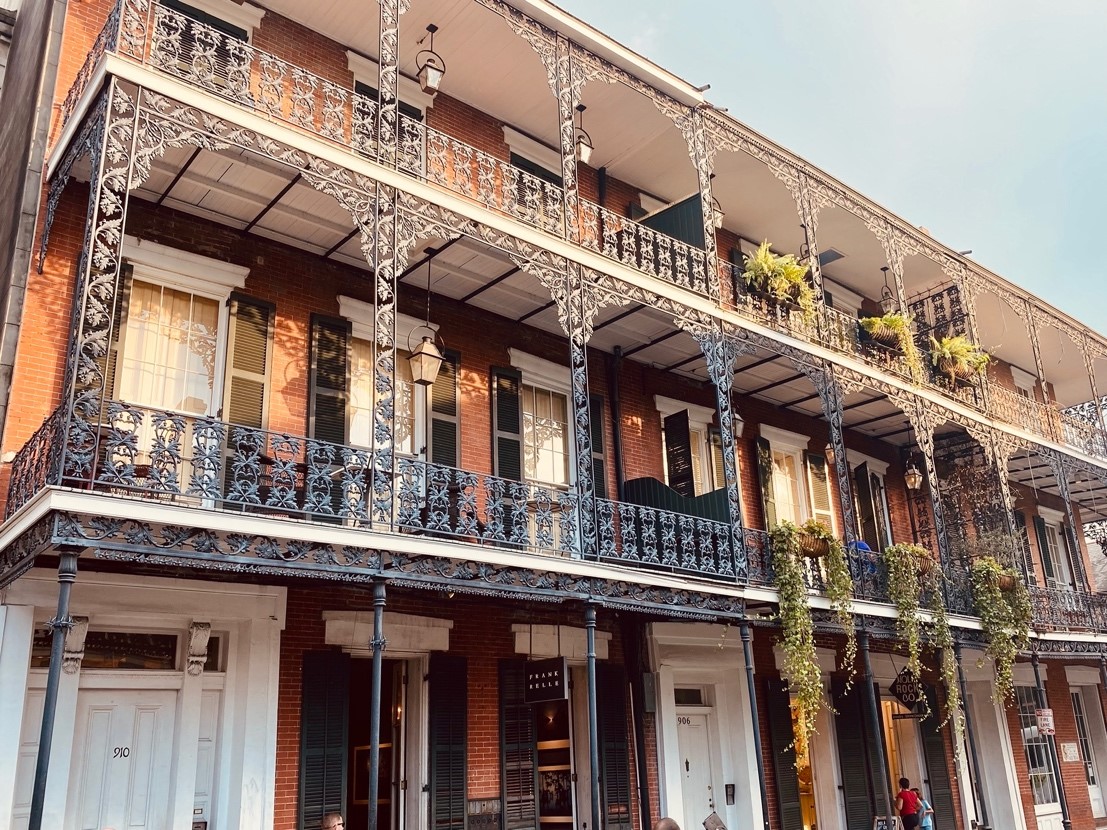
(889, 667, 926, 710)
(872, 817, 902, 830)
(524, 656, 568, 703)
(1036, 708, 1056, 736)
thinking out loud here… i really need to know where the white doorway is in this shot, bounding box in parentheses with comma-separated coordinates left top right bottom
(64, 689, 177, 830)
(1072, 687, 1106, 818)
(676, 712, 717, 828)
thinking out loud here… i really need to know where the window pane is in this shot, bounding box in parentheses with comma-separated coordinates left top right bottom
(349, 338, 415, 455)
(31, 630, 178, 671)
(522, 383, 569, 487)
(1016, 685, 1059, 805)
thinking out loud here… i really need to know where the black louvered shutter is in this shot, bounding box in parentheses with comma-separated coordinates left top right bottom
(1063, 523, 1086, 589)
(764, 677, 803, 830)
(499, 660, 537, 830)
(100, 264, 133, 408)
(832, 677, 875, 830)
(1033, 515, 1056, 583)
(920, 685, 956, 829)
(309, 315, 350, 445)
(429, 653, 467, 830)
(871, 473, 890, 549)
(854, 462, 879, 549)
(756, 436, 777, 530)
(224, 295, 273, 428)
(492, 368, 523, 481)
(430, 350, 460, 467)
(299, 651, 350, 830)
(1014, 511, 1035, 583)
(590, 394, 607, 499)
(663, 410, 695, 498)
(597, 663, 632, 829)
(805, 451, 835, 528)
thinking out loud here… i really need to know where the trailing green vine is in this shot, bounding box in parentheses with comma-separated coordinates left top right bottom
(882, 543, 928, 678)
(771, 520, 856, 759)
(859, 312, 926, 383)
(742, 241, 817, 325)
(971, 555, 1032, 704)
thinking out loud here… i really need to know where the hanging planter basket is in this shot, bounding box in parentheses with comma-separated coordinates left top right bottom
(798, 532, 830, 559)
(995, 572, 1018, 592)
(866, 322, 902, 349)
(938, 357, 976, 381)
(914, 548, 939, 576)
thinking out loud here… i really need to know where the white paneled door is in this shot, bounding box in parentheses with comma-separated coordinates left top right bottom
(676, 713, 716, 830)
(65, 690, 176, 830)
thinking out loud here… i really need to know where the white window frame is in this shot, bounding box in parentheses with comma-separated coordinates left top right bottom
(1038, 506, 1075, 590)
(760, 424, 811, 526)
(1011, 366, 1039, 400)
(509, 349, 574, 488)
(848, 452, 893, 549)
(347, 51, 435, 115)
(502, 126, 561, 176)
(338, 296, 435, 459)
(118, 236, 249, 418)
(822, 279, 863, 316)
(655, 395, 720, 496)
(164, 0, 266, 41)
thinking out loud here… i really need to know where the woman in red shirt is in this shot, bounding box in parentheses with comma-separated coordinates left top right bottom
(896, 777, 921, 829)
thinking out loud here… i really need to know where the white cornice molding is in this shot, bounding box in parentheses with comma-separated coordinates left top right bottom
(123, 235, 249, 297)
(501, 126, 559, 174)
(178, 0, 265, 36)
(509, 348, 571, 395)
(338, 295, 436, 347)
(759, 424, 809, 454)
(654, 395, 715, 429)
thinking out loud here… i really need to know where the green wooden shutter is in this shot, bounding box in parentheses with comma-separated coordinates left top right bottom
(299, 651, 350, 830)
(764, 677, 803, 830)
(429, 653, 467, 830)
(597, 663, 632, 829)
(223, 295, 273, 428)
(309, 315, 350, 445)
(805, 451, 835, 529)
(853, 462, 879, 549)
(430, 349, 460, 467)
(663, 410, 695, 498)
(1033, 515, 1056, 582)
(638, 194, 706, 248)
(756, 436, 777, 530)
(492, 367, 523, 481)
(832, 677, 876, 830)
(590, 394, 608, 500)
(499, 660, 537, 830)
(920, 685, 957, 829)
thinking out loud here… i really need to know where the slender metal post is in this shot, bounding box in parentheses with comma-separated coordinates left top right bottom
(585, 603, 601, 830)
(955, 643, 990, 829)
(28, 550, 79, 830)
(859, 630, 894, 821)
(740, 620, 771, 830)
(1099, 654, 1107, 724)
(368, 580, 387, 830)
(1031, 653, 1072, 830)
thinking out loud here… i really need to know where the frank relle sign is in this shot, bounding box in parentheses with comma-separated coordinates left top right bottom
(525, 657, 568, 703)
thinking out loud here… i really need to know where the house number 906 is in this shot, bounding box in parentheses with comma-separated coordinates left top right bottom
(677, 716, 692, 725)
(113, 747, 130, 759)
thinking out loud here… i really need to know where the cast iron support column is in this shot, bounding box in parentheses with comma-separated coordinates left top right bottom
(821, 368, 858, 547)
(28, 549, 79, 830)
(740, 620, 770, 830)
(1099, 654, 1107, 727)
(586, 602, 601, 830)
(367, 580, 387, 830)
(859, 629, 893, 822)
(955, 643, 990, 830)
(1032, 652, 1072, 830)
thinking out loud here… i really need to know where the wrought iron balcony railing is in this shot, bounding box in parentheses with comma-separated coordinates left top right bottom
(1029, 585, 1107, 632)
(62, 0, 712, 297)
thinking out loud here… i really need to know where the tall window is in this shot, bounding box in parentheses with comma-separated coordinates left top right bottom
(117, 280, 220, 415)
(522, 384, 570, 487)
(1016, 685, 1059, 805)
(771, 450, 805, 524)
(1072, 690, 1100, 788)
(349, 338, 416, 456)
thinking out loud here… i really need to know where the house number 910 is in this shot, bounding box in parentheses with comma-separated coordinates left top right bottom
(113, 747, 130, 758)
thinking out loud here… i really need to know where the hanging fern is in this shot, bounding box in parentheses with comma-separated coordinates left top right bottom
(971, 556, 1032, 704)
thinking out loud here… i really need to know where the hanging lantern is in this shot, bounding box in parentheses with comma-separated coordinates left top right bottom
(879, 266, 898, 314)
(904, 460, 924, 491)
(575, 103, 593, 165)
(416, 24, 446, 97)
(408, 334, 445, 387)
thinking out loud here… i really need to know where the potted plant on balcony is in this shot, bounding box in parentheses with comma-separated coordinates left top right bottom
(970, 550, 1032, 704)
(771, 520, 857, 754)
(741, 241, 816, 324)
(928, 334, 991, 383)
(859, 312, 926, 383)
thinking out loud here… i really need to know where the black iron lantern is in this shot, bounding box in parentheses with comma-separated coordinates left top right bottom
(879, 266, 897, 314)
(416, 24, 446, 97)
(574, 104, 593, 165)
(408, 252, 444, 386)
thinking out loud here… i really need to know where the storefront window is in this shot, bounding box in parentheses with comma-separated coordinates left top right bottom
(1016, 685, 1060, 805)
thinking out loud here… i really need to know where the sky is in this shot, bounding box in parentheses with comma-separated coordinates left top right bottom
(555, 0, 1107, 331)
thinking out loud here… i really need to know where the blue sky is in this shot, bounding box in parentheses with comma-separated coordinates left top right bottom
(556, 0, 1107, 330)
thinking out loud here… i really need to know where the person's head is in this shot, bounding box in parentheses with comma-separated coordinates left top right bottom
(912, 787, 922, 796)
(899, 777, 910, 790)
(654, 819, 682, 830)
(321, 814, 344, 830)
